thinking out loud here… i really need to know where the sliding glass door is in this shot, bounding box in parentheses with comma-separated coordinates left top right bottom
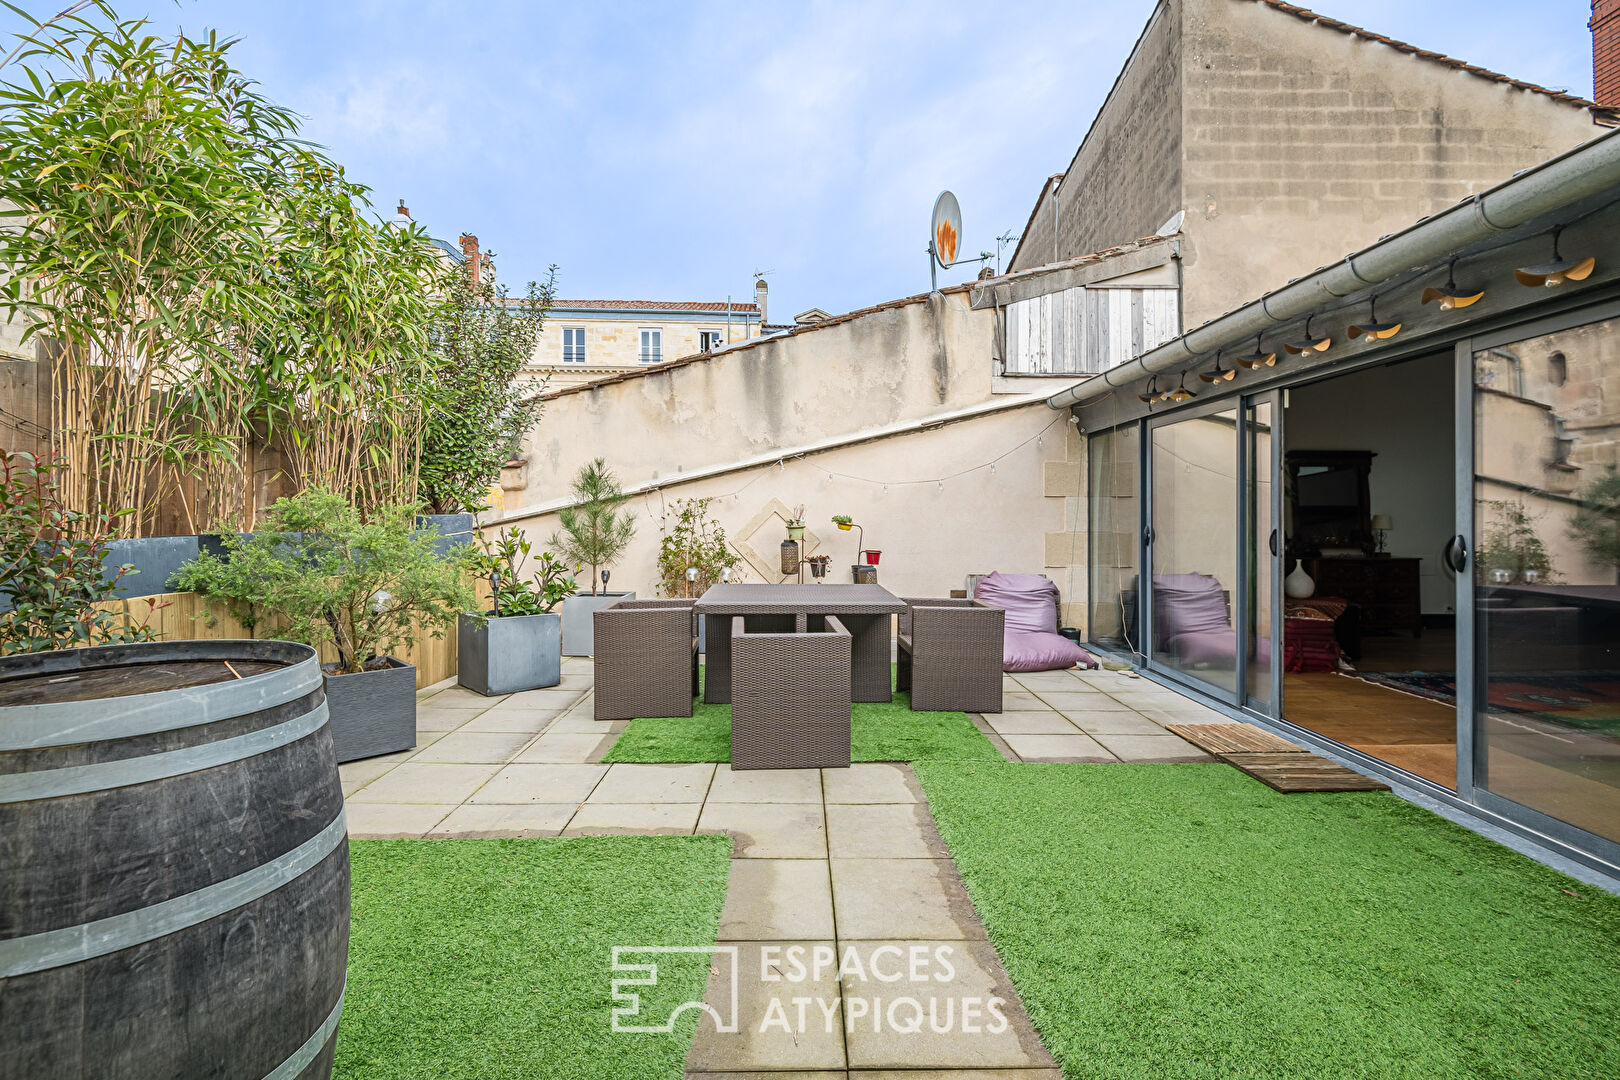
(1465, 306, 1620, 854)
(1147, 404, 1242, 699)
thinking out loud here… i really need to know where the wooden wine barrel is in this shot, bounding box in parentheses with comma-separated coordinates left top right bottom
(0, 640, 350, 1080)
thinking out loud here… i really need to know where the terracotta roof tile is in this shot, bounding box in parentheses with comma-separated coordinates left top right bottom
(539, 299, 760, 313)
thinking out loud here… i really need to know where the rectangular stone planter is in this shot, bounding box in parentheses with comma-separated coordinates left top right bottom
(457, 611, 561, 696)
(561, 591, 635, 656)
(323, 656, 417, 763)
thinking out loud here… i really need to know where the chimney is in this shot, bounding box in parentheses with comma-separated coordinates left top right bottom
(397, 199, 410, 218)
(460, 233, 481, 283)
(754, 276, 768, 325)
(1596, 0, 1620, 106)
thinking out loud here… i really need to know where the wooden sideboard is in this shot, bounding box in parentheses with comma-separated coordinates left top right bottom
(1304, 557, 1423, 637)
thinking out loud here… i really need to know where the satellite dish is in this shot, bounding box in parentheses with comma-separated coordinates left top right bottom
(931, 191, 962, 268)
(1156, 209, 1185, 237)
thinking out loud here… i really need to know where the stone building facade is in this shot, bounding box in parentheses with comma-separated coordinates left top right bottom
(1009, 0, 1612, 327)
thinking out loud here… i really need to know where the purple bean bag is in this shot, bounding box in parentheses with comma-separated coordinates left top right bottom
(1152, 573, 1271, 668)
(973, 571, 1097, 671)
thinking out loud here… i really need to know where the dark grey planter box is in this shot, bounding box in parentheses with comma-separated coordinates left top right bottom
(415, 513, 476, 556)
(561, 591, 635, 656)
(323, 656, 417, 763)
(457, 611, 561, 696)
(102, 535, 202, 598)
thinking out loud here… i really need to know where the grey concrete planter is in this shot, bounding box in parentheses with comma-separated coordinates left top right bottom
(457, 611, 561, 696)
(323, 656, 417, 763)
(561, 591, 635, 655)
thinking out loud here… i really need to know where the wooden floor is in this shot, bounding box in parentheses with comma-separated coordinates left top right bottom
(1283, 629, 1458, 789)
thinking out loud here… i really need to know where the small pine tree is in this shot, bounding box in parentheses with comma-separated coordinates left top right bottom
(550, 458, 635, 595)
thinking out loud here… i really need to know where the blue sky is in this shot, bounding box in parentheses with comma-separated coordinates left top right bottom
(23, 1, 1605, 319)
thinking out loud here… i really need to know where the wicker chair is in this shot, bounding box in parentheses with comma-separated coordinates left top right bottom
(897, 598, 1004, 713)
(730, 614, 852, 769)
(594, 599, 699, 721)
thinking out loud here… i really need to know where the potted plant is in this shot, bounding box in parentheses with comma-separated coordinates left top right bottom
(551, 458, 636, 654)
(171, 488, 474, 762)
(1480, 499, 1555, 586)
(785, 504, 807, 542)
(459, 528, 577, 695)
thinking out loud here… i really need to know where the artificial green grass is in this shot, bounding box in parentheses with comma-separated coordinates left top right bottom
(912, 761, 1620, 1080)
(335, 836, 731, 1080)
(601, 690, 1001, 764)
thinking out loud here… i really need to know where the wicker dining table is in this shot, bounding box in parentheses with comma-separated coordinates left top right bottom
(695, 583, 907, 705)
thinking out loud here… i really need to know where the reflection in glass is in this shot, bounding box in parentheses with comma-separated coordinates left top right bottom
(1088, 426, 1140, 653)
(1474, 316, 1620, 844)
(1151, 409, 1240, 696)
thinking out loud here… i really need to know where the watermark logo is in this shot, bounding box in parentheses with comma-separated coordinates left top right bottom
(610, 945, 738, 1034)
(610, 943, 1009, 1037)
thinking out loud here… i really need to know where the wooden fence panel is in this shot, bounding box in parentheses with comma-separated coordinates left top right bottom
(95, 590, 469, 689)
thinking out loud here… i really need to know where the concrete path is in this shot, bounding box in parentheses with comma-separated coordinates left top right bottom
(339, 661, 1222, 1077)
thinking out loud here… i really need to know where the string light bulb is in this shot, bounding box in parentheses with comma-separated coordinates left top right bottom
(1347, 295, 1402, 343)
(1237, 335, 1276, 370)
(1283, 315, 1332, 356)
(1199, 349, 1236, 383)
(1515, 226, 1595, 288)
(1421, 257, 1484, 311)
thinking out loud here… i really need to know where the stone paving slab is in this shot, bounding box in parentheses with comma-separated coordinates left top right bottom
(984, 712, 1083, 736)
(565, 802, 701, 835)
(698, 803, 828, 859)
(428, 802, 574, 837)
(589, 763, 717, 803)
(462, 708, 566, 732)
(825, 804, 942, 860)
(469, 763, 606, 804)
(821, 764, 922, 805)
(998, 733, 1114, 763)
(408, 730, 535, 764)
(708, 765, 824, 804)
(839, 940, 1058, 1072)
(515, 731, 613, 763)
(1091, 733, 1216, 763)
(345, 802, 452, 838)
(1034, 691, 1134, 711)
(719, 861, 836, 940)
(829, 859, 986, 941)
(348, 762, 502, 804)
(687, 941, 847, 1072)
(1062, 711, 1169, 735)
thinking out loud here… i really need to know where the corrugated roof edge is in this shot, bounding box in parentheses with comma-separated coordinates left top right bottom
(525, 283, 975, 404)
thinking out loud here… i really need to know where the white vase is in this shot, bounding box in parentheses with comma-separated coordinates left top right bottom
(1284, 561, 1316, 599)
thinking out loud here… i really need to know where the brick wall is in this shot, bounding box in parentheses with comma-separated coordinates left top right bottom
(1597, 0, 1620, 106)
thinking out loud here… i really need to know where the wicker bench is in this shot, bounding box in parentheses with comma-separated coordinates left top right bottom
(897, 598, 1004, 713)
(593, 598, 699, 721)
(730, 613, 852, 769)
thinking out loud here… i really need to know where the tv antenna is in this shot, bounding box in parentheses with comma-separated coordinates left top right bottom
(995, 230, 1020, 275)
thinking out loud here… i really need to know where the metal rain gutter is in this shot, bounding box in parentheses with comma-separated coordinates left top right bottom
(1045, 126, 1620, 410)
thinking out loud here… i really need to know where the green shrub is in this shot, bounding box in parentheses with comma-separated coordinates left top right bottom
(656, 497, 743, 597)
(0, 451, 161, 654)
(171, 488, 473, 673)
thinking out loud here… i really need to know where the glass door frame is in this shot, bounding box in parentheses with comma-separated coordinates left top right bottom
(1246, 390, 1286, 714)
(1141, 394, 1278, 709)
(1456, 299, 1620, 868)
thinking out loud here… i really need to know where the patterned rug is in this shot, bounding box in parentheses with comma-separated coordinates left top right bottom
(1349, 670, 1620, 737)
